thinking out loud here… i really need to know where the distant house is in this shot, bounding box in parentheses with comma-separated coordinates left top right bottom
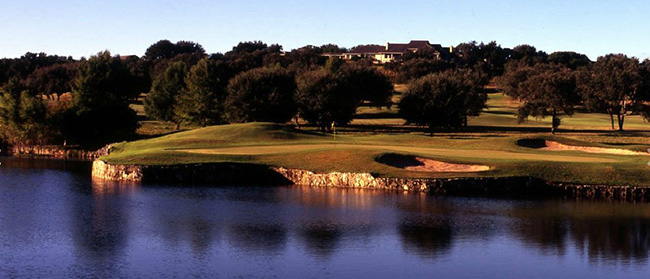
(323, 40, 453, 64)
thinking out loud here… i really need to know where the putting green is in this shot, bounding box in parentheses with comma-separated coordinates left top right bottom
(176, 143, 619, 163)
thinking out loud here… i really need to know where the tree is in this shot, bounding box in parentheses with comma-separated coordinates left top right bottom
(64, 51, 139, 146)
(174, 58, 229, 126)
(547, 51, 591, 70)
(398, 70, 486, 134)
(26, 62, 78, 97)
(0, 79, 52, 147)
(501, 64, 579, 133)
(336, 62, 394, 107)
(393, 58, 453, 83)
(286, 45, 326, 71)
(223, 67, 296, 123)
(454, 41, 510, 78)
(510, 44, 547, 66)
(121, 55, 152, 95)
(144, 61, 188, 122)
(1, 53, 74, 87)
(149, 52, 206, 85)
(144, 40, 205, 61)
(295, 70, 358, 131)
(577, 54, 650, 131)
(225, 41, 285, 73)
(320, 44, 347, 53)
(175, 41, 206, 55)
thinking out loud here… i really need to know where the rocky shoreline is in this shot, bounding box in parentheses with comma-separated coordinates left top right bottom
(1, 144, 111, 160)
(92, 160, 650, 202)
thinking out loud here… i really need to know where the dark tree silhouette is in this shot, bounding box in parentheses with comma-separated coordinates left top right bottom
(224, 67, 296, 123)
(63, 51, 139, 146)
(398, 70, 486, 134)
(547, 51, 592, 70)
(295, 69, 358, 131)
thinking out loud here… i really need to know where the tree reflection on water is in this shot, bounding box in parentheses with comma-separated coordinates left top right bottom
(3, 160, 650, 278)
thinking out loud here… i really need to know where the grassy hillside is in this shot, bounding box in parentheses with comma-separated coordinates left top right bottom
(108, 89, 650, 186)
(103, 122, 650, 186)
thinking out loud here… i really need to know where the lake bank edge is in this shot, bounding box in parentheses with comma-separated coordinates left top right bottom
(92, 159, 650, 202)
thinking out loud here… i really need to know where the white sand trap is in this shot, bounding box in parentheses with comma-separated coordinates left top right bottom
(542, 140, 649, 156)
(404, 157, 490, 172)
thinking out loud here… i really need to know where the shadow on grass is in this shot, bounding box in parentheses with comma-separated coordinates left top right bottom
(354, 112, 400, 119)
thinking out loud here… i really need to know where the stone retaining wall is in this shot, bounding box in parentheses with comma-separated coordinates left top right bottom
(5, 144, 111, 159)
(92, 160, 291, 185)
(91, 160, 650, 202)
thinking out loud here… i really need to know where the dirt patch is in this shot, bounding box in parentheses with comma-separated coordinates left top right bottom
(377, 154, 490, 173)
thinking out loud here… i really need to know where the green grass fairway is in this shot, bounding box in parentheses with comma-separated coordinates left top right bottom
(103, 123, 650, 186)
(352, 88, 650, 132)
(112, 88, 650, 186)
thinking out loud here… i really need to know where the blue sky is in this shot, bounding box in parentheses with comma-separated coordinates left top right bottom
(1, 0, 649, 60)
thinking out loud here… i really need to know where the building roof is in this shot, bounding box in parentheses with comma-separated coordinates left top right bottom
(387, 40, 441, 53)
(348, 41, 442, 55)
(349, 44, 386, 54)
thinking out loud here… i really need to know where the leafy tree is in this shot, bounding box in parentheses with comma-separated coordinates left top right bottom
(231, 41, 269, 53)
(510, 45, 547, 65)
(64, 51, 139, 146)
(0, 79, 51, 146)
(503, 64, 579, 134)
(398, 70, 486, 134)
(144, 40, 205, 61)
(336, 62, 394, 107)
(295, 70, 359, 131)
(1, 52, 73, 86)
(286, 45, 326, 71)
(149, 52, 206, 84)
(175, 41, 206, 55)
(577, 54, 650, 130)
(26, 62, 79, 96)
(320, 44, 347, 53)
(144, 40, 176, 61)
(121, 55, 152, 95)
(394, 58, 453, 83)
(454, 41, 510, 78)
(223, 67, 296, 123)
(174, 58, 229, 126)
(225, 41, 285, 73)
(547, 51, 592, 70)
(144, 61, 188, 122)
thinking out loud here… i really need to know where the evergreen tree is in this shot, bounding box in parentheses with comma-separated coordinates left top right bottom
(144, 61, 188, 122)
(174, 58, 229, 126)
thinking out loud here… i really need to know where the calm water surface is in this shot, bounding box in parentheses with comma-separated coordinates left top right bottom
(1, 156, 649, 278)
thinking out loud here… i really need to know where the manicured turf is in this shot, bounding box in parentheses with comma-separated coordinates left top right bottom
(109, 89, 650, 186)
(103, 122, 650, 186)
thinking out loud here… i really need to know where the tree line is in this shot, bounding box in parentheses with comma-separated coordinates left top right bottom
(0, 40, 393, 148)
(1, 39, 649, 149)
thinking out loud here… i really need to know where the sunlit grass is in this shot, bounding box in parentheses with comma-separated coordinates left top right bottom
(103, 122, 650, 186)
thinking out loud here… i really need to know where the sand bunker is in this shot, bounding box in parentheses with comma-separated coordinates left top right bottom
(519, 139, 649, 156)
(542, 141, 648, 155)
(377, 154, 490, 173)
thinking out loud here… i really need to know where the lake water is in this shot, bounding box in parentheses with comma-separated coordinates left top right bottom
(1, 156, 649, 278)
